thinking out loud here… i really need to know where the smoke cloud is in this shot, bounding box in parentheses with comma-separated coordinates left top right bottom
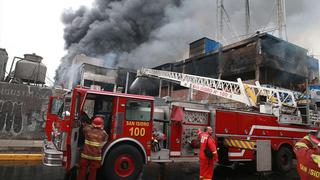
(55, 0, 320, 84)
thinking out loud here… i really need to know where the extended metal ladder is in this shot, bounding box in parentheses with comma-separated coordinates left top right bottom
(137, 68, 297, 110)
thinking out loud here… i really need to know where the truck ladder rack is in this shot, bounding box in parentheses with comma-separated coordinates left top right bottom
(137, 68, 297, 110)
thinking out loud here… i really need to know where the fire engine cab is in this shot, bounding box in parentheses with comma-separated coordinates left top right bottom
(44, 86, 213, 179)
(43, 69, 320, 180)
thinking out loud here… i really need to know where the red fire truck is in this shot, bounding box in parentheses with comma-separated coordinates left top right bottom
(43, 68, 319, 179)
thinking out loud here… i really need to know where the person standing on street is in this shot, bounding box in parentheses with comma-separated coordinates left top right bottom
(77, 116, 108, 180)
(294, 130, 320, 180)
(198, 127, 218, 180)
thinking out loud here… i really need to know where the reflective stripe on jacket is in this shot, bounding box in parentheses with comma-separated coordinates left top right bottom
(85, 140, 102, 147)
(81, 153, 102, 161)
(311, 154, 320, 165)
(295, 142, 309, 149)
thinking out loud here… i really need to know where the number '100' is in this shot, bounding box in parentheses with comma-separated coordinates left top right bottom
(129, 127, 146, 137)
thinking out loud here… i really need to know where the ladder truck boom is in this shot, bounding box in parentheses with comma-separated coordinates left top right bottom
(137, 68, 297, 111)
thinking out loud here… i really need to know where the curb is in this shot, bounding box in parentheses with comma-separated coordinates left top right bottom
(0, 140, 43, 148)
(0, 154, 43, 161)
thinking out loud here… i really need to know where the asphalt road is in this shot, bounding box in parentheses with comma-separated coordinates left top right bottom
(0, 161, 300, 180)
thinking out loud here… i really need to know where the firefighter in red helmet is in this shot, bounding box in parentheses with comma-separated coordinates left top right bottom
(77, 116, 108, 180)
(294, 130, 320, 180)
(198, 127, 218, 180)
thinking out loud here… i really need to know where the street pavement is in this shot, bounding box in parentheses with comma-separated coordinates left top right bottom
(0, 161, 300, 180)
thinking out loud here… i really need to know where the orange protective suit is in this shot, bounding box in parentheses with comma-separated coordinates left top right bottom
(77, 124, 108, 180)
(198, 130, 218, 180)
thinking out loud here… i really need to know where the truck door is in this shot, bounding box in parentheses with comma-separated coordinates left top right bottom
(103, 97, 153, 180)
(114, 97, 153, 152)
(69, 92, 82, 169)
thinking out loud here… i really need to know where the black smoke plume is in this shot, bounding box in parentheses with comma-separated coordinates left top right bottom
(55, 0, 181, 84)
(55, 0, 320, 85)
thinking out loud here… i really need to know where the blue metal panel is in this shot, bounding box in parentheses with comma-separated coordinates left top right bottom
(204, 38, 221, 54)
(189, 37, 221, 57)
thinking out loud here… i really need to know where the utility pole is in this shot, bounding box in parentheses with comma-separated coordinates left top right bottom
(216, 0, 224, 79)
(276, 0, 287, 40)
(245, 0, 251, 36)
(216, 0, 224, 42)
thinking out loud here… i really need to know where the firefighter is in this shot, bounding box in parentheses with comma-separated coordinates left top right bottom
(198, 127, 218, 180)
(294, 130, 320, 180)
(77, 116, 108, 180)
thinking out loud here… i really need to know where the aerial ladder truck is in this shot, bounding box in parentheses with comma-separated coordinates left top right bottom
(137, 67, 320, 172)
(43, 68, 320, 179)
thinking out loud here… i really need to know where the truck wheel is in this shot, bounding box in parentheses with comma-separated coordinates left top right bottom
(274, 147, 293, 173)
(103, 145, 143, 180)
(217, 145, 232, 166)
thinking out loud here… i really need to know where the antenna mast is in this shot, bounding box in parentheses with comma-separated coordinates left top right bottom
(276, 0, 287, 40)
(245, 0, 251, 36)
(216, 0, 224, 42)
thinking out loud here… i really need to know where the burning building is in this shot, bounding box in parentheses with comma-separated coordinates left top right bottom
(65, 54, 136, 92)
(134, 33, 319, 103)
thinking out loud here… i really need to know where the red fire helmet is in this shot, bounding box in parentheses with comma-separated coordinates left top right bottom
(92, 116, 104, 128)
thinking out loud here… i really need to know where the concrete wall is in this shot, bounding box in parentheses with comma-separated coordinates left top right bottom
(0, 82, 53, 140)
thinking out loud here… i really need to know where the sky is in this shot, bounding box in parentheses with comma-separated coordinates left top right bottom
(0, 0, 93, 85)
(1, 0, 320, 86)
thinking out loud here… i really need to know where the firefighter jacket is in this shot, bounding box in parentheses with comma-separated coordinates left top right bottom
(198, 130, 218, 161)
(294, 134, 320, 180)
(81, 125, 108, 161)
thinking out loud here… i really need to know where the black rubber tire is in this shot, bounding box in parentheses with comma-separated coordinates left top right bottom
(274, 147, 293, 173)
(102, 145, 143, 180)
(217, 145, 232, 166)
